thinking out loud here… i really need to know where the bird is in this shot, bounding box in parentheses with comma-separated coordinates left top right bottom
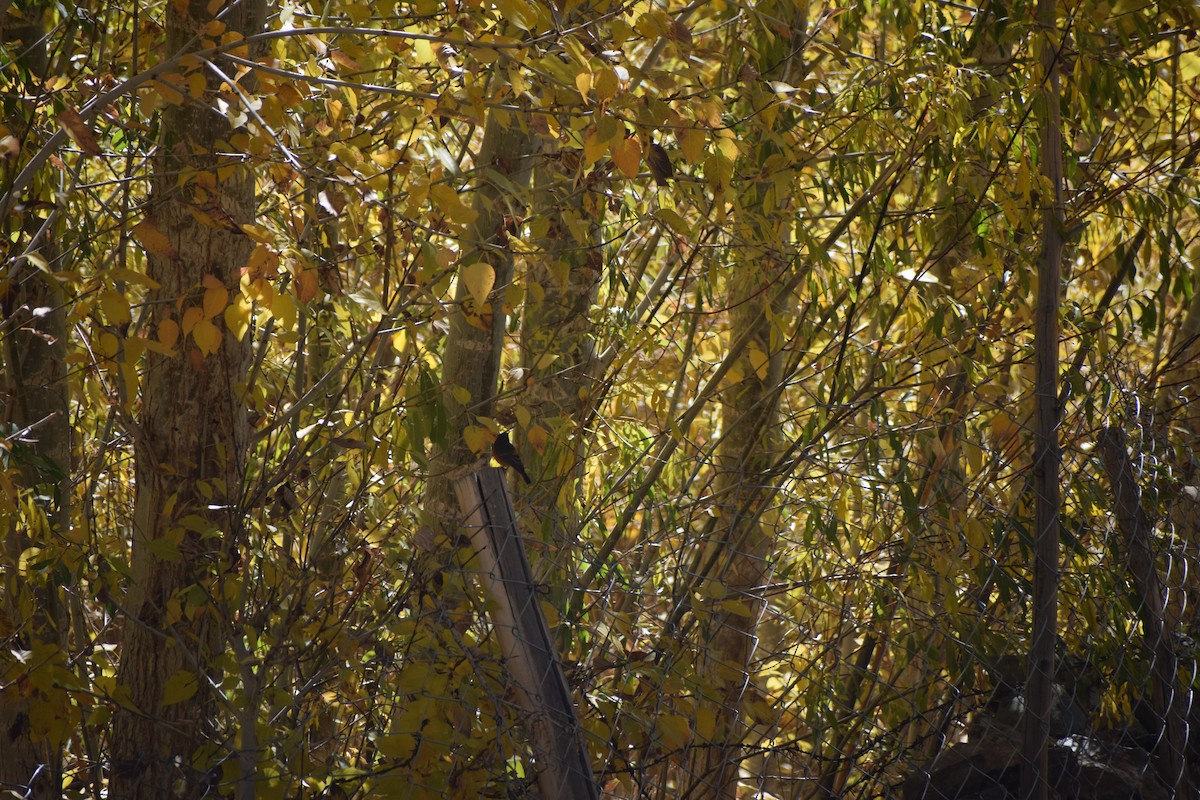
(492, 431, 532, 484)
(647, 140, 673, 186)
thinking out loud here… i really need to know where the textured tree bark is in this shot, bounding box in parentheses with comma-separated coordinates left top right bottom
(1098, 427, 1192, 797)
(1022, 2, 1065, 799)
(108, 1, 262, 796)
(517, 134, 602, 585)
(1157, 284, 1200, 634)
(420, 113, 535, 542)
(0, 4, 70, 796)
(691, 267, 784, 800)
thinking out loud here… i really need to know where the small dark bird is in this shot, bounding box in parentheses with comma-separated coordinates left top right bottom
(492, 431, 532, 484)
(647, 141, 673, 187)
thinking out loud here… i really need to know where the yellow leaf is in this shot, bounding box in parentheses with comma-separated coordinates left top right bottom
(612, 135, 642, 179)
(527, 424, 548, 455)
(192, 318, 221, 355)
(122, 336, 147, 362)
(18, 546, 43, 575)
(246, 244, 280, 279)
(747, 342, 769, 380)
(187, 71, 207, 99)
(142, 338, 176, 356)
(680, 127, 706, 163)
(371, 148, 402, 169)
(247, 277, 274, 304)
(575, 70, 592, 104)
(463, 425, 491, 456)
(495, 0, 538, 30)
(109, 267, 161, 289)
(376, 733, 417, 760)
(224, 293, 252, 341)
(220, 30, 248, 59)
(157, 318, 179, 349)
(181, 306, 204, 335)
(704, 153, 734, 190)
(270, 292, 297, 329)
(429, 184, 478, 225)
(152, 76, 185, 106)
(99, 291, 132, 326)
(161, 670, 198, 707)
(658, 713, 692, 750)
(292, 267, 319, 304)
(389, 327, 408, 356)
(239, 223, 274, 244)
(583, 127, 607, 167)
(717, 135, 739, 162)
(964, 518, 987, 553)
(719, 597, 756, 617)
(990, 412, 1021, 448)
(132, 218, 178, 259)
(203, 279, 228, 319)
(1016, 155, 1031, 200)
(593, 68, 619, 102)
(98, 332, 119, 358)
(745, 692, 776, 726)
(461, 261, 495, 307)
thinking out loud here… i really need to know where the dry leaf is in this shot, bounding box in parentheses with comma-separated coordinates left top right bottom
(59, 107, 102, 156)
(293, 266, 320, 303)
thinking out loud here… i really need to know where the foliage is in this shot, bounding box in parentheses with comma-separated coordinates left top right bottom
(2, 0, 1199, 797)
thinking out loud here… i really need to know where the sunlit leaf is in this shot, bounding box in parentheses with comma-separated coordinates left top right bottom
(611, 135, 642, 179)
(192, 318, 221, 355)
(461, 261, 495, 308)
(132, 218, 178, 259)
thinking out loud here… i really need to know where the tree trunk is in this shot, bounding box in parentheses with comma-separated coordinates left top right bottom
(108, 0, 262, 796)
(1022, 2, 1065, 797)
(518, 133, 602, 583)
(420, 113, 535, 541)
(0, 3, 70, 795)
(691, 265, 785, 799)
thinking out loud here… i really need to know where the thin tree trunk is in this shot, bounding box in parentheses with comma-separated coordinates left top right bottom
(0, 4, 70, 795)
(1022, 2, 1065, 798)
(691, 267, 785, 800)
(108, 0, 262, 796)
(421, 113, 535, 540)
(518, 133, 602, 581)
(1098, 427, 1192, 796)
(1157, 249, 1200, 635)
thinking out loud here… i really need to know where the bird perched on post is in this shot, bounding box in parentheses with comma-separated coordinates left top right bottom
(492, 431, 532, 484)
(647, 140, 673, 186)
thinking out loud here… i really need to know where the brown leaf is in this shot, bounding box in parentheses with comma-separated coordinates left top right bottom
(58, 107, 102, 156)
(666, 19, 693, 49)
(328, 49, 361, 72)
